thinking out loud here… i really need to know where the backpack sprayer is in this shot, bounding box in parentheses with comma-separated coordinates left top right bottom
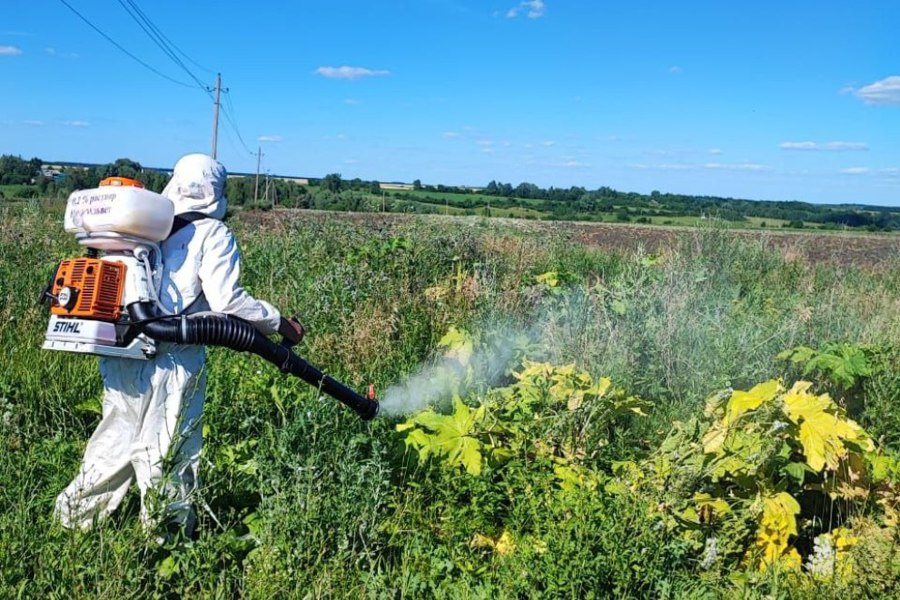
(38, 177, 379, 420)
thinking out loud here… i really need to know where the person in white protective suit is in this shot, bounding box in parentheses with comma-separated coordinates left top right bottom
(55, 153, 304, 535)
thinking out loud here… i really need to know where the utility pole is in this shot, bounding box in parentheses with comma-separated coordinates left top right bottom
(208, 73, 225, 159)
(253, 146, 264, 204)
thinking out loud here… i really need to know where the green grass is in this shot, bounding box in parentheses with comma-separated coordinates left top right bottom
(1, 203, 899, 598)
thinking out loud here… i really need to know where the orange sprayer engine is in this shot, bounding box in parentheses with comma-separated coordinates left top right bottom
(49, 258, 126, 321)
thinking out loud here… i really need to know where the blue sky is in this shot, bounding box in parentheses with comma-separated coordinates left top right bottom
(2, 0, 898, 205)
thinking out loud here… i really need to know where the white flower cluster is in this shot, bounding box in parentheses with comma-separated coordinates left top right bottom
(805, 533, 835, 577)
(0, 396, 12, 431)
(767, 420, 789, 435)
(700, 536, 719, 569)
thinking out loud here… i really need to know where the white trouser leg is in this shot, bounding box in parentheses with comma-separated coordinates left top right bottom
(131, 345, 206, 533)
(55, 357, 151, 530)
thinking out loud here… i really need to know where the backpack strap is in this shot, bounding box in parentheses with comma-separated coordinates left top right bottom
(168, 211, 209, 238)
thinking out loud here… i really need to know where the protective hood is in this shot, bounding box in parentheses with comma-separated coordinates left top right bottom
(162, 153, 228, 220)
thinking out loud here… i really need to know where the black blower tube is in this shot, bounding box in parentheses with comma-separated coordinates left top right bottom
(128, 302, 379, 420)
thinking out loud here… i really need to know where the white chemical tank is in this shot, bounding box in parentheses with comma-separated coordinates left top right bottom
(64, 178, 174, 250)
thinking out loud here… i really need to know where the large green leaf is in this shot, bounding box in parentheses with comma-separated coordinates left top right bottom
(397, 398, 485, 475)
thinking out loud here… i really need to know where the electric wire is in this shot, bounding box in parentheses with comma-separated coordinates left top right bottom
(116, 0, 254, 157)
(221, 92, 254, 154)
(62, 0, 257, 163)
(56, 0, 193, 87)
(122, 0, 216, 75)
(115, 0, 211, 96)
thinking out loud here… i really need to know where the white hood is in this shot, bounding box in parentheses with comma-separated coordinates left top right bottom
(162, 153, 228, 219)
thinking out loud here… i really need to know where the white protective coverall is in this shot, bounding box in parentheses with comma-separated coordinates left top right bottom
(55, 153, 282, 532)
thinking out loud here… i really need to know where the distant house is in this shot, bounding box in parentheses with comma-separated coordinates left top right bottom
(379, 182, 415, 191)
(39, 167, 66, 183)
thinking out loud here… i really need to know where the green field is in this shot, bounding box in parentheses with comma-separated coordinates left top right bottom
(2, 203, 899, 598)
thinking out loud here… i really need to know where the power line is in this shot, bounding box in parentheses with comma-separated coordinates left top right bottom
(221, 92, 253, 154)
(121, 0, 215, 75)
(115, 0, 253, 156)
(56, 0, 193, 87)
(115, 0, 210, 95)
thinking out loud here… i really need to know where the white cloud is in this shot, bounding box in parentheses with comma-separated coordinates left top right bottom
(668, 65, 683, 75)
(561, 160, 591, 168)
(442, 131, 461, 139)
(0, 45, 23, 56)
(258, 135, 283, 142)
(541, 140, 556, 147)
(506, 0, 545, 19)
(704, 162, 771, 172)
(629, 163, 695, 171)
(335, 133, 348, 140)
(476, 140, 495, 153)
(343, 98, 361, 105)
(315, 66, 390, 80)
(45, 47, 79, 59)
(780, 141, 869, 151)
(854, 76, 900, 105)
(838, 167, 899, 177)
(24, 120, 44, 126)
(62, 120, 90, 127)
(708, 148, 723, 155)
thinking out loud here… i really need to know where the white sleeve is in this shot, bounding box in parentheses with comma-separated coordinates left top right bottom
(198, 222, 282, 335)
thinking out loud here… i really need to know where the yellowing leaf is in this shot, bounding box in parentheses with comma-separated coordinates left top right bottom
(702, 420, 729, 454)
(494, 531, 516, 555)
(753, 491, 801, 570)
(783, 381, 874, 471)
(725, 380, 780, 425)
(535, 271, 559, 287)
(438, 326, 474, 365)
(470, 530, 516, 555)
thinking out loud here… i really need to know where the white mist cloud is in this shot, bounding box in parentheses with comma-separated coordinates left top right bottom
(668, 65, 683, 74)
(0, 45, 23, 56)
(780, 141, 869, 151)
(853, 76, 900, 105)
(61, 120, 90, 127)
(379, 329, 525, 416)
(708, 148, 723, 155)
(24, 120, 44, 126)
(315, 65, 390, 79)
(258, 135, 283, 142)
(840, 167, 870, 175)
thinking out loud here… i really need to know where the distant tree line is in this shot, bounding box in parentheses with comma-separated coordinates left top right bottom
(2, 155, 897, 230)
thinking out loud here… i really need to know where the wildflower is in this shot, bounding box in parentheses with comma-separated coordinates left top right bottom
(700, 536, 719, 569)
(0, 397, 12, 430)
(805, 533, 835, 578)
